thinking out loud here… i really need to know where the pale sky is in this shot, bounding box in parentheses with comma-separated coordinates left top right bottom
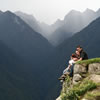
(0, 0, 100, 25)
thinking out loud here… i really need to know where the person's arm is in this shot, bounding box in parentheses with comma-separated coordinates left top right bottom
(78, 52, 85, 61)
(78, 57, 83, 61)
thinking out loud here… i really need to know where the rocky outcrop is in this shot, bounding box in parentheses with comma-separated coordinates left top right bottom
(73, 63, 100, 85)
(73, 63, 88, 84)
(56, 59, 100, 100)
(88, 63, 100, 74)
(89, 74, 100, 83)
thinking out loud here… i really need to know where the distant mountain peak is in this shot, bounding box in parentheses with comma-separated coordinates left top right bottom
(64, 10, 81, 20)
(3, 10, 16, 18)
(83, 8, 95, 14)
(15, 11, 32, 16)
(68, 9, 81, 15)
(4, 10, 13, 14)
(96, 8, 100, 14)
(52, 19, 62, 26)
(15, 11, 37, 21)
(15, 11, 26, 15)
(97, 8, 100, 12)
(70, 9, 80, 13)
(55, 19, 62, 23)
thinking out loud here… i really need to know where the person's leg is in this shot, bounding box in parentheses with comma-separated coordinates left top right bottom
(58, 63, 72, 81)
(69, 64, 74, 77)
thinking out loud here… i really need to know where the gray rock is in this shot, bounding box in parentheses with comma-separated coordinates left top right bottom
(88, 63, 100, 74)
(73, 74, 82, 84)
(74, 64, 87, 74)
(89, 74, 100, 83)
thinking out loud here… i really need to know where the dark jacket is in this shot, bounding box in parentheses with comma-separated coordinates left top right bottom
(80, 50, 88, 60)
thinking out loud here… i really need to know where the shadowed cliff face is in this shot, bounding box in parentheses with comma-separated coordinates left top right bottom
(0, 40, 41, 100)
(0, 11, 56, 100)
(0, 11, 53, 61)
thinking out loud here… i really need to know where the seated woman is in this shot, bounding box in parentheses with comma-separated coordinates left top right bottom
(63, 53, 79, 74)
(59, 51, 80, 81)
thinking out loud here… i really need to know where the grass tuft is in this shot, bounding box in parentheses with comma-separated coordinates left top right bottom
(76, 58, 100, 65)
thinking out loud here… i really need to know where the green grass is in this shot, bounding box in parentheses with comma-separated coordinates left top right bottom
(84, 91, 100, 100)
(97, 83, 100, 87)
(61, 78, 97, 100)
(76, 58, 100, 65)
(84, 82, 100, 100)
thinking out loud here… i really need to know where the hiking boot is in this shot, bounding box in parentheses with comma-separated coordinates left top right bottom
(58, 74, 66, 80)
(58, 77, 63, 80)
(58, 77, 64, 80)
(64, 72, 70, 76)
(61, 74, 66, 78)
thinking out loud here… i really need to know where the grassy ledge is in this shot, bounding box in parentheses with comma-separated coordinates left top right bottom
(76, 58, 100, 65)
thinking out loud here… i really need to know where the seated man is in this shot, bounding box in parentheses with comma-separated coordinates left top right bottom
(69, 45, 88, 77)
(77, 45, 88, 60)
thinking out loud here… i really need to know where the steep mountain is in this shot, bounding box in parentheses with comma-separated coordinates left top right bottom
(51, 19, 63, 30)
(15, 11, 53, 39)
(0, 40, 41, 100)
(15, 9, 100, 47)
(38, 22, 54, 38)
(15, 11, 63, 40)
(50, 9, 100, 46)
(0, 11, 56, 100)
(38, 20, 63, 40)
(15, 11, 43, 34)
(0, 11, 53, 63)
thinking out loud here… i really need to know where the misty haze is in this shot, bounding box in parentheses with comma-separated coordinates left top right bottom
(0, 0, 100, 100)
